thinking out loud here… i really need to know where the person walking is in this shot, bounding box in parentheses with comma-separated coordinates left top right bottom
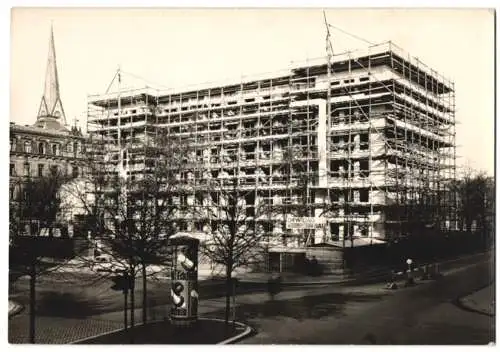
(267, 273, 282, 301)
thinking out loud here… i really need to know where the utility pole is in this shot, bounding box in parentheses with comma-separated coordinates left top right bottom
(324, 11, 340, 248)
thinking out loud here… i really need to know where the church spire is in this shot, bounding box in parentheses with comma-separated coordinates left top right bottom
(36, 23, 66, 126)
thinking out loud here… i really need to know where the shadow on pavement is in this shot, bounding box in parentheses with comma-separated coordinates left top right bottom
(36, 292, 107, 318)
(211, 292, 385, 324)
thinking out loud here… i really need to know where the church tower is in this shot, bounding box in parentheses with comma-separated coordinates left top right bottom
(34, 24, 67, 130)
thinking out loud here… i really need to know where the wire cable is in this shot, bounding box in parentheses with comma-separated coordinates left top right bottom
(105, 70, 120, 94)
(327, 23, 375, 46)
(119, 70, 170, 90)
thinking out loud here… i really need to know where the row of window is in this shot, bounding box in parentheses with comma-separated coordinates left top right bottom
(10, 162, 80, 178)
(10, 139, 82, 155)
(331, 76, 371, 87)
(173, 220, 371, 238)
(330, 189, 370, 202)
(330, 223, 369, 238)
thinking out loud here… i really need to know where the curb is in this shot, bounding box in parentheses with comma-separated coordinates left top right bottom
(454, 282, 495, 318)
(197, 318, 253, 345)
(8, 300, 24, 319)
(457, 299, 494, 317)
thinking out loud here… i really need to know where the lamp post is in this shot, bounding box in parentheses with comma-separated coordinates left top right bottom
(406, 258, 415, 286)
(406, 258, 412, 271)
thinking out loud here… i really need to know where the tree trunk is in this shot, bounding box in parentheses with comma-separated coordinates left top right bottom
(129, 287, 135, 343)
(225, 267, 232, 325)
(124, 290, 128, 332)
(129, 269, 135, 344)
(29, 265, 36, 344)
(131, 284, 135, 325)
(142, 264, 147, 325)
(232, 280, 236, 327)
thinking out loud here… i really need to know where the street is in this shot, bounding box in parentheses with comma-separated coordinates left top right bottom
(238, 257, 494, 344)
(8, 252, 495, 344)
(8, 270, 271, 318)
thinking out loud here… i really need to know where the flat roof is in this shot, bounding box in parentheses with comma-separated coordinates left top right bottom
(88, 41, 454, 106)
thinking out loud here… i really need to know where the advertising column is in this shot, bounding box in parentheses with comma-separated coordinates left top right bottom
(169, 235, 199, 327)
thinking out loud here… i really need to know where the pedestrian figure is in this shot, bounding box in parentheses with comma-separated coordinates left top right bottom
(310, 256, 319, 276)
(303, 257, 310, 275)
(267, 273, 282, 300)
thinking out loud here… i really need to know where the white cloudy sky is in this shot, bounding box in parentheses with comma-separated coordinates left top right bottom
(10, 7, 495, 174)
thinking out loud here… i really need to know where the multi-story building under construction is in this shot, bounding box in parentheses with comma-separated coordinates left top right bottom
(87, 42, 456, 254)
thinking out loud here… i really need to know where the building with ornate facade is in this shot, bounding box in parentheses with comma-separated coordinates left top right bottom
(10, 25, 87, 237)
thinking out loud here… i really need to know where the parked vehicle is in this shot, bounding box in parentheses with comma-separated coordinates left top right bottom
(91, 255, 122, 273)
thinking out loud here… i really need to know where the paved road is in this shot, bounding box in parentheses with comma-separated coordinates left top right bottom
(239, 257, 494, 344)
(8, 272, 264, 317)
(8, 251, 494, 344)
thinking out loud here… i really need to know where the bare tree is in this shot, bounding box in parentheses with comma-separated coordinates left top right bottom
(64, 133, 195, 332)
(451, 168, 493, 242)
(125, 133, 196, 324)
(66, 161, 146, 340)
(59, 135, 140, 338)
(194, 176, 267, 325)
(9, 167, 71, 343)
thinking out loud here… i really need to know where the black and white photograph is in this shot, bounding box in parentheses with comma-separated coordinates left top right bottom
(6, 5, 495, 345)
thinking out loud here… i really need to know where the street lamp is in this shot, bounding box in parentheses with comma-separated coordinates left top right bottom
(405, 258, 415, 286)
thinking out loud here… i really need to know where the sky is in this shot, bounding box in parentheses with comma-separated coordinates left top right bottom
(9, 7, 495, 175)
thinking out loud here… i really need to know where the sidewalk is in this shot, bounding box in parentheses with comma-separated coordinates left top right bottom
(459, 284, 495, 316)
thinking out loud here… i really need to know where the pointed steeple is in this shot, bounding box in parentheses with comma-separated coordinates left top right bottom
(35, 23, 67, 129)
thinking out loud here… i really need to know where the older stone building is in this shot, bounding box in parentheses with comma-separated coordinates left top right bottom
(10, 25, 86, 237)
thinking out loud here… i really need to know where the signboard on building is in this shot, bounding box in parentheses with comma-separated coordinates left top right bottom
(286, 217, 326, 230)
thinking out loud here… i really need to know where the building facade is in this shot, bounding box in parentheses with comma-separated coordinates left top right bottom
(10, 25, 86, 237)
(87, 42, 456, 251)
